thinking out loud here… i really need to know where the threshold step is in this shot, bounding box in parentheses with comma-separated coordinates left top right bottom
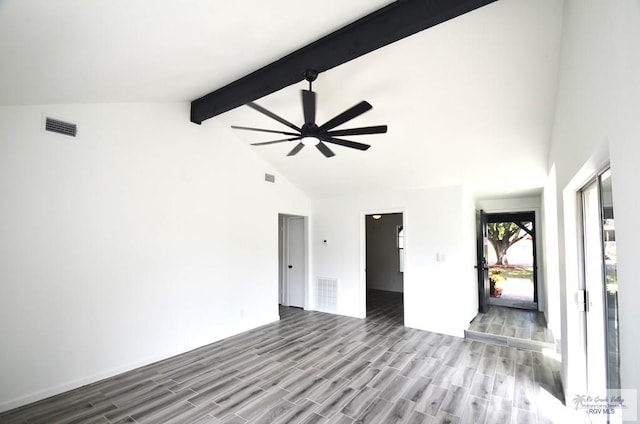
(464, 329, 555, 353)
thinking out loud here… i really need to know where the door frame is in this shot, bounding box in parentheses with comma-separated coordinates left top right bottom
(578, 167, 619, 395)
(278, 213, 309, 309)
(475, 205, 544, 313)
(486, 211, 538, 307)
(359, 208, 406, 319)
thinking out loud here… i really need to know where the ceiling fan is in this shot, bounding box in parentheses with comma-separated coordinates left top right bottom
(231, 69, 387, 158)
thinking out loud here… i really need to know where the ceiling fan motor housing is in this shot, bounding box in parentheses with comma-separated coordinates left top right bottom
(301, 122, 319, 136)
(230, 72, 387, 157)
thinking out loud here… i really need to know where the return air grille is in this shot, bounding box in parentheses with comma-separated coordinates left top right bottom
(316, 277, 338, 312)
(45, 117, 77, 137)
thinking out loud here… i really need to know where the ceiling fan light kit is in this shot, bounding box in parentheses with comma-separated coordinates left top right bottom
(231, 70, 388, 158)
(301, 136, 320, 146)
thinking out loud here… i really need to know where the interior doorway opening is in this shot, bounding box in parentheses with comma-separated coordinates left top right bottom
(278, 214, 307, 312)
(365, 213, 404, 326)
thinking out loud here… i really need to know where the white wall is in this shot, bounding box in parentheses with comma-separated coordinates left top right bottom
(365, 214, 403, 293)
(0, 103, 311, 411)
(462, 188, 480, 326)
(476, 196, 541, 213)
(312, 185, 478, 337)
(541, 166, 561, 349)
(546, 0, 640, 406)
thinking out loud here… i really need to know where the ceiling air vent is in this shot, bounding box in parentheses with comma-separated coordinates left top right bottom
(44, 116, 77, 138)
(265, 173, 275, 183)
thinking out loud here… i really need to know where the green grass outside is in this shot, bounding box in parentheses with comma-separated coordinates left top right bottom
(489, 266, 533, 280)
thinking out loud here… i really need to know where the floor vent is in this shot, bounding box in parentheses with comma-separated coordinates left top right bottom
(316, 277, 338, 311)
(44, 116, 77, 137)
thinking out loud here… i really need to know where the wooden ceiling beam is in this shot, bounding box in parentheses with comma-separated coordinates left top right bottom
(190, 0, 498, 124)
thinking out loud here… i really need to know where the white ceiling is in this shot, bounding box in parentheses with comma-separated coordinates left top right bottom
(0, 0, 564, 199)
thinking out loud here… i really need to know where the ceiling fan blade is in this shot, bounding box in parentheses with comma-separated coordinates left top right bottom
(251, 136, 301, 146)
(317, 101, 372, 132)
(302, 90, 316, 125)
(247, 102, 301, 132)
(316, 141, 336, 158)
(231, 125, 299, 137)
(326, 125, 387, 137)
(287, 142, 305, 156)
(320, 136, 370, 151)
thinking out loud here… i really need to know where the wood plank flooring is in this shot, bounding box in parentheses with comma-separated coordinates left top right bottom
(1, 293, 578, 424)
(465, 306, 555, 352)
(366, 289, 403, 326)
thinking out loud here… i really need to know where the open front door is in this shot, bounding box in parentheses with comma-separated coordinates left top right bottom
(476, 210, 490, 313)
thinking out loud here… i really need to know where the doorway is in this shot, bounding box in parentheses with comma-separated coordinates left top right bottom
(278, 214, 307, 309)
(365, 213, 404, 325)
(477, 211, 539, 311)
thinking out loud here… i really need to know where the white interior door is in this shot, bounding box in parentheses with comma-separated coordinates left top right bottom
(285, 216, 305, 308)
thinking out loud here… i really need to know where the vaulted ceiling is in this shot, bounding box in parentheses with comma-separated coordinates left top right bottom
(0, 0, 564, 199)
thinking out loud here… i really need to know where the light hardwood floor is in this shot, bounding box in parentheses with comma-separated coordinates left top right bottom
(1, 292, 579, 424)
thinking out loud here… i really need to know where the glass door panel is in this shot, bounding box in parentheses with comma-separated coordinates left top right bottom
(580, 168, 620, 402)
(600, 170, 620, 391)
(582, 180, 607, 394)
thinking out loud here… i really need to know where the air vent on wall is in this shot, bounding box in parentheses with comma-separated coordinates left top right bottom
(44, 117, 77, 137)
(264, 173, 275, 183)
(316, 277, 338, 312)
